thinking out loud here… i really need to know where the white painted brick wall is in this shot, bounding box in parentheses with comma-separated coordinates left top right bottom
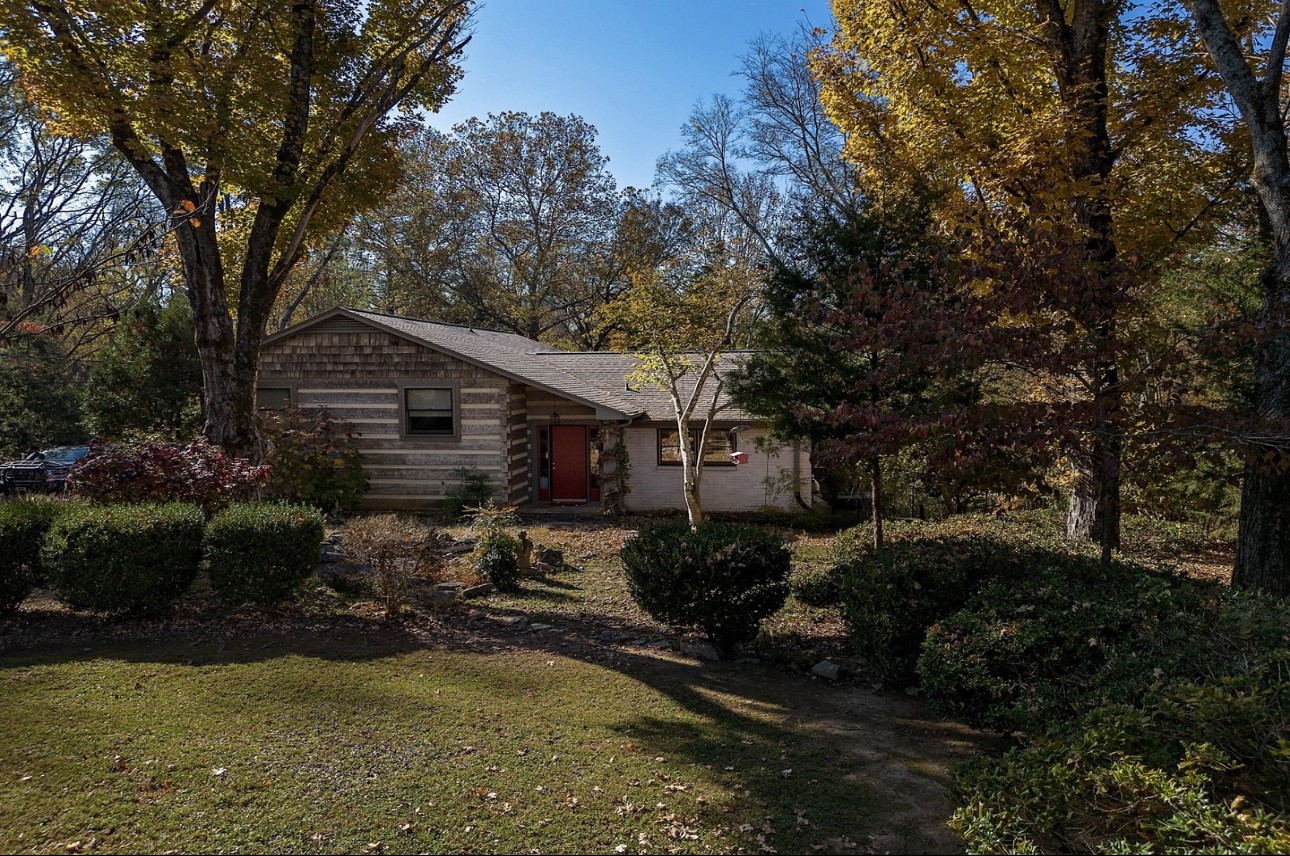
(622, 425, 810, 513)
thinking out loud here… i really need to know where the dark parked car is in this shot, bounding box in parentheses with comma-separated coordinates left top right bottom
(0, 445, 90, 494)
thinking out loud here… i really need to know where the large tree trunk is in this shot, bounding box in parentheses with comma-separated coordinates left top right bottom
(1066, 434, 1121, 559)
(1234, 457, 1290, 594)
(172, 201, 265, 461)
(1067, 352, 1123, 559)
(1047, 0, 1125, 556)
(1233, 269, 1290, 594)
(1184, 0, 1290, 595)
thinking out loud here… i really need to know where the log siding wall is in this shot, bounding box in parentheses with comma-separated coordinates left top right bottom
(260, 322, 511, 510)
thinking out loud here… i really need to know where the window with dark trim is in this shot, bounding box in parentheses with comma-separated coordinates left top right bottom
(256, 387, 292, 411)
(405, 387, 455, 436)
(657, 427, 736, 466)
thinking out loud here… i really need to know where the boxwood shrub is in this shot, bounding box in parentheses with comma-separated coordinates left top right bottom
(833, 515, 1103, 682)
(0, 497, 73, 612)
(906, 528, 1290, 854)
(205, 502, 325, 605)
(43, 502, 204, 613)
(621, 521, 791, 657)
(949, 653, 1290, 854)
(790, 567, 843, 608)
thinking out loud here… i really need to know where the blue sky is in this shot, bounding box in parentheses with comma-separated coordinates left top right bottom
(428, 1, 836, 191)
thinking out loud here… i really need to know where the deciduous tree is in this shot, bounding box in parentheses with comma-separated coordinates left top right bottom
(367, 114, 633, 347)
(602, 228, 758, 527)
(814, 0, 1242, 556)
(0, 0, 472, 459)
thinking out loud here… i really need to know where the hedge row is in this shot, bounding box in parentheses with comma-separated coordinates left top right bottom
(0, 499, 324, 614)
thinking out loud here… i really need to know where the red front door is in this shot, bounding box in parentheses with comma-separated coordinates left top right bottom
(551, 425, 588, 502)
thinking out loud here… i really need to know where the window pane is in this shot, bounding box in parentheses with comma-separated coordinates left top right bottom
(702, 430, 734, 464)
(658, 430, 683, 464)
(406, 388, 452, 411)
(256, 388, 291, 411)
(408, 413, 454, 433)
(406, 387, 454, 435)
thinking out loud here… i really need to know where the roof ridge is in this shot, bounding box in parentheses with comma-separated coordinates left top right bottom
(345, 307, 541, 343)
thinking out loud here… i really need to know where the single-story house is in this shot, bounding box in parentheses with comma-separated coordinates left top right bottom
(259, 307, 812, 513)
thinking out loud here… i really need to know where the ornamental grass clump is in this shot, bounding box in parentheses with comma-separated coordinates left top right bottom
(205, 502, 325, 605)
(43, 502, 204, 613)
(621, 521, 791, 658)
(345, 514, 435, 618)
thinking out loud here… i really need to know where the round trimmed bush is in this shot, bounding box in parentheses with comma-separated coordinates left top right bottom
(205, 502, 325, 605)
(621, 521, 791, 657)
(43, 502, 204, 613)
(0, 497, 72, 613)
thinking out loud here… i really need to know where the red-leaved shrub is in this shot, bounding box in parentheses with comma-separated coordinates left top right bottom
(68, 439, 269, 513)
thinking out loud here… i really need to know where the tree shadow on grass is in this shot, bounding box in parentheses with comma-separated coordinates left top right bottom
(0, 594, 996, 854)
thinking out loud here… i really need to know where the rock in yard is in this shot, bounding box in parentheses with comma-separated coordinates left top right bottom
(461, 583, 494, 599)
(811, 660, 842, 681)
(444, 540, 476, 555)
(491, 615, 528, 629)
(535, 546, 564, 567)
(434, 582, 466, 593)
(319, 549, 342, 565)
(678, 638, 721, 661)
(599, 629, 632, 642)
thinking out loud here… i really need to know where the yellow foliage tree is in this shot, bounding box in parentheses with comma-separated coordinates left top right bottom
(0, 0, 472, 458)
(814, 0, 1243, 557)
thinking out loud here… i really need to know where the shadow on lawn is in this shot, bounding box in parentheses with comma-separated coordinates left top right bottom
(0, 587, 993, 854)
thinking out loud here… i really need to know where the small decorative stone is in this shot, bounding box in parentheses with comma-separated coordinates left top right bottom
(811, 660, 842, 681)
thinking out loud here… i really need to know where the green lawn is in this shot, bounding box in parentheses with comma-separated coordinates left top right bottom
(0, 629, 933, 855)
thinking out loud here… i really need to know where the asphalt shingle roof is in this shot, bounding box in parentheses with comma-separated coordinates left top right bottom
(280, 308, 751, 422)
